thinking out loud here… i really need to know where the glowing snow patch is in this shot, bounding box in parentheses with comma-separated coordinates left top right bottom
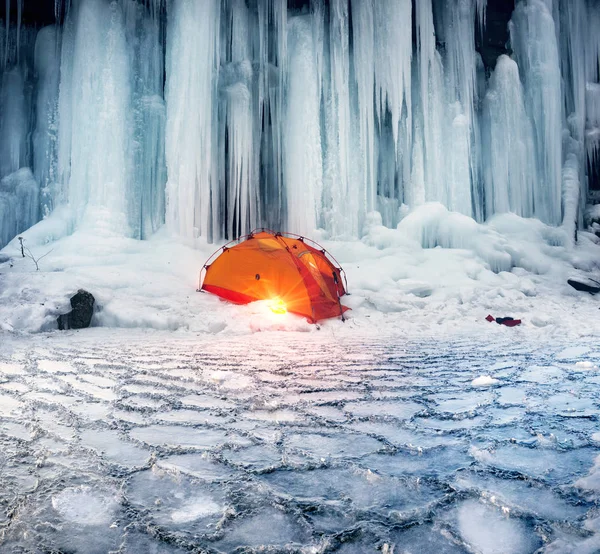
(471, 375, 500, 387)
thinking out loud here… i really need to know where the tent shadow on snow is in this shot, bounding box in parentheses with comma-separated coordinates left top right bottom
(199, 229, 349, 324)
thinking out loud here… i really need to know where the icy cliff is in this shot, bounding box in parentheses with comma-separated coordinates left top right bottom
(1, 0, 600, 248)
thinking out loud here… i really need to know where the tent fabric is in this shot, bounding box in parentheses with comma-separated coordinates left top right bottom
(200, 230, 348, 322)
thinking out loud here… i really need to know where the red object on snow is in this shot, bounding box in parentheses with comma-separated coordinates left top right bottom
(485, 314, 521, 327)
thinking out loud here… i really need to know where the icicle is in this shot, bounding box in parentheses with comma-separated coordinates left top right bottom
(285, 14, 322, 234)
(3, 0, 9, 68)
(350, 0, 376, 214)
(33, 25, 60, 219)
(475, 0, 487, 37)
(165, 0, 220, 241)
(0, 66, 28, 178)
(415, 0, 445, 206)
(119, 0, 166, 239)
(322, 0, 357, 237)
(510, 0, 563, 225)
(482, 55, 536, 219)
(373, 0, 412, 157)
(0, 168, 39, 249)
(440, 0, 480, 218)
(56, 0, 133, 233)
(16, 0, 21, 63)
(219, 0, 259, 239)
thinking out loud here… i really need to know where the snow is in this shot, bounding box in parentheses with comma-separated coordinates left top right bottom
(3, 200, 598, 339)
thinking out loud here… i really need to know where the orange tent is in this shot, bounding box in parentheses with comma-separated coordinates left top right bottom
(199, 229, 349, 323)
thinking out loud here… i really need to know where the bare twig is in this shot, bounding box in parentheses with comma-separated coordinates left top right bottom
(18, 236, 25, 258)
(23, 245, 53, 271)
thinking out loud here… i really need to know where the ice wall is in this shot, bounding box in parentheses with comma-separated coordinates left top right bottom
(1, 0, 600, 249)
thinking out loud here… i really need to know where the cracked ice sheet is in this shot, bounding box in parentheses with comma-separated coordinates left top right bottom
(0, 331, 599, 552)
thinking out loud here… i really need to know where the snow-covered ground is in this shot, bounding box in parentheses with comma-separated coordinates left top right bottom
(1, 204, 599, 339)
(0, 330, 599, 553)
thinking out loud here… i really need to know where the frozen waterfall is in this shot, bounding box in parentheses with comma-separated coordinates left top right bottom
(1, 0, 600, 249)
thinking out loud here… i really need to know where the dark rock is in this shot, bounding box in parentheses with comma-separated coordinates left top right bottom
(568, 279, 600, 294)
(57, 289, 95, 330)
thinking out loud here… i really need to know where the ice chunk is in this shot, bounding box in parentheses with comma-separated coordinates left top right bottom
(557, 346, 592, 360)
(127, 468, 225, 533)
(0, 393, 22, 416)
(470, 443, 596, 484)
(284, 432, 384, 460)
(389, 524, 467, 554)
(129, 425, 251, 449)
(221, 444, 284, 471)
(575, 455, 600, 494)
(0, 361, 26, 375)
(214, 507, 311, 550)
(263, 466, 442, 513)
(155, 453, 239, 482)
(471, 375, 499, 387)
(455, 500, 541, 553)
(38, 359, 76, 373)
(80, 429, 150, 467)
(52, 485, 120, 526)
(343, 400, 424, 419)
(453, 471, 587, 521)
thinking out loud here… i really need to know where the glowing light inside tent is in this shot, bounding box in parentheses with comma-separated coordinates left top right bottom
(268, 298, 287, 315)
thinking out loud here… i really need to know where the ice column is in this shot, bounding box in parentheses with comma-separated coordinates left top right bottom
(440, 0, 481, 219)
(33, 25, 60, 219)
(482, 55, 536, 218)
(257, 0, 287, 231)
(219, 0, 259, 239)
(510, 0, 563, 225)
(0, 66, 28, 179)
(57, 0, 133, 234)
(415, 0, 446, 207)
(285, 15, 322, 234)
(122, 0, 166, 239)
(165, 0, 220, 241)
